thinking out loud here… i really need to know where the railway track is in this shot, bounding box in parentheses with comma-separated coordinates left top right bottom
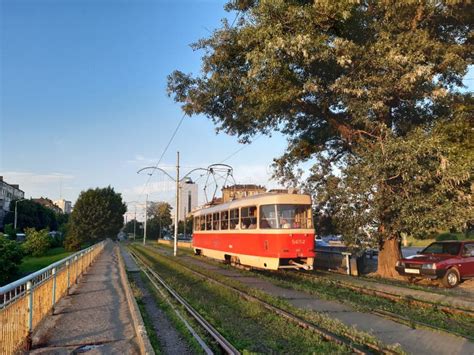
(132, 245, 400, 355)
(290, 271, 474, 342)
(304, 270, 474, 316)
(129, 249, 240, 355)
(143, 243, 473, 343)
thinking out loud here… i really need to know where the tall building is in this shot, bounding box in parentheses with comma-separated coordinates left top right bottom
(178, 178, 198, 221)
(54, 199, 72, 214)
(0, 176, 25, 228)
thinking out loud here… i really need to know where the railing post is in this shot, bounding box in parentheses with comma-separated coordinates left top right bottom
(80, 252, 84, 275)
(66, 260, 70, 294)
(51, 267, 57, 314)
(74, 256, 78, 283)
(25, 281, 33, 351)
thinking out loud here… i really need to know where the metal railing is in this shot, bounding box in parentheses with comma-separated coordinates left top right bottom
(0, 241, 105, 354)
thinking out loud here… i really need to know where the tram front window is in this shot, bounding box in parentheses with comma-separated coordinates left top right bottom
(260, 204, 312, 229)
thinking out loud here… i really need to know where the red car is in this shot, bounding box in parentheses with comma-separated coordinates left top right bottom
(395, 240, 474, 287)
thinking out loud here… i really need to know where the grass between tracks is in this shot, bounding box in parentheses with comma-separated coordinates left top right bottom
(132, 244, 402, 353)
(254, 271, 474, 339)
(149, 243, 472, 338)
(131, 245, 352, 354)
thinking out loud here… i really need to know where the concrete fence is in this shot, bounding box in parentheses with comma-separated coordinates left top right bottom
(157, 239, 193, 249)
(0, 241, 105, 354)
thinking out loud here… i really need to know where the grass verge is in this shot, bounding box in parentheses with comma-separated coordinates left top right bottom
(19, 247, 73, 275)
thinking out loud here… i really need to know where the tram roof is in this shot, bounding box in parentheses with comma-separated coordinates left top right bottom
(191, 192, 311, 216)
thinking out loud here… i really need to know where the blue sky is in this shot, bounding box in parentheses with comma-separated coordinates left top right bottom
(0, 0, 288, 218)
(1, 0, 472, 220)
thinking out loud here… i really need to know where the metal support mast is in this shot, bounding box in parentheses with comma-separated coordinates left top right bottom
(174, 151, 180, 256)
(143, 194, 148, 245)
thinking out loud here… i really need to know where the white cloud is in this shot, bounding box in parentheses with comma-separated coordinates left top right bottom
(0, 171, 75, 199)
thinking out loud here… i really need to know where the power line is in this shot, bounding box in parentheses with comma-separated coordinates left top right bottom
(219, 135, 262, 164)
(140, 113, 187, 197)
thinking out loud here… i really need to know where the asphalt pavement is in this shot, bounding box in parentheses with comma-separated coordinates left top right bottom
(30, 241, 141, 354)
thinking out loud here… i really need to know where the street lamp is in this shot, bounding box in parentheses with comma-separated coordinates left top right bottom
(14, 198, 26, 230)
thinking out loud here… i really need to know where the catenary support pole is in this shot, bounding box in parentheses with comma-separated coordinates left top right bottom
(174, 151, 180, 256)
(143, 194, 148, 245)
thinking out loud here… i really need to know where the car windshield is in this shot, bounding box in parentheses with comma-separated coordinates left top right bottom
(421, 242, 460, 256)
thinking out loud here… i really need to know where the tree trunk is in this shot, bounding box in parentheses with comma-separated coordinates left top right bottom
(377, 237, 402, 278)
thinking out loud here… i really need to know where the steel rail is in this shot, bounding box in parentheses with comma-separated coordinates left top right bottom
(296, 271, 474, 317)
(129, 250, 240, 355)
(291, 271, 474, 342)
(133, 245, 385, 355)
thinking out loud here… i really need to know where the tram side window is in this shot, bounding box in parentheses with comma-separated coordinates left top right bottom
(241, 206, 257, 229)
(221, 210, 229, 230)
(200, 215, 206, 231)
(212, 212, 220, 230)
(194, 217, 200, 231)
(206, 214, 212, 230)
(229, 208, 239, 229)
(260, 205, 277, 229)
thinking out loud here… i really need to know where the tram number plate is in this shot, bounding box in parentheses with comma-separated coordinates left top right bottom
(404, 268, 420, 274)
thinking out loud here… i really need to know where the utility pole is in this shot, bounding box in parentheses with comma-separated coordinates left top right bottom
(143, 194, 148, 245)
(14, 199, 25, 230)
(174, 151, 180, 256)
(133, 205, 137, 240)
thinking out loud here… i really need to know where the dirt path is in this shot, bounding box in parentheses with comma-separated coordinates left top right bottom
(31, 241, 140, 354)
(121, 245, 194, 355)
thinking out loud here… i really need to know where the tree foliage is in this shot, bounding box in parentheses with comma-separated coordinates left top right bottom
(66, 186, 126, 250)
(4, 199, 58, 232)
(22, 228, 52, 257)
(146, 201, 173, 239)
(124, 219, 144, 238)
(0, 235, 24, 286)
(168, 1, 473, 277)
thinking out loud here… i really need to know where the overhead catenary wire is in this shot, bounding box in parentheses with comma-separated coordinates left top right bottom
(139, 113, 187, 198)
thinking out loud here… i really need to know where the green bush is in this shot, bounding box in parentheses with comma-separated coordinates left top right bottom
(436, 233, 458, 241)
(23, 228, 52, 257)
(0, 235, 24, 285)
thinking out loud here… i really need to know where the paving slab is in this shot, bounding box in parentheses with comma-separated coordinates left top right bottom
(121, 246, 140, 272)
(325, 272, 474, 310)
(31, 241, 140, 354)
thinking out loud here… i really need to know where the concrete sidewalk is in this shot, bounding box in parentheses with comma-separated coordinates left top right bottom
(323, 271, 474, 311)
(31, 241, 141, 354)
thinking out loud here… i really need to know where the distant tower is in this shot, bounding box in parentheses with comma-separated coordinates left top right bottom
(179, 178, 198, 220)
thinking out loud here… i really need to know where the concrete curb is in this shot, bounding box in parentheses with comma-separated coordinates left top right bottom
(116, 245, 155, 355)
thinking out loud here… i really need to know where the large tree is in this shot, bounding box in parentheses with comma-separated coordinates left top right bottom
(65, 186, 126, 250)
(168, 1, 473, 277)
(4, 199, 58, 232)
(147, 201, 173, 238)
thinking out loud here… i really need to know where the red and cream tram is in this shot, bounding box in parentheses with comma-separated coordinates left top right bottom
(191, 192, 315, 270)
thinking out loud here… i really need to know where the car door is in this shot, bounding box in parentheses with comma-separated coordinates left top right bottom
(459, 243, 474, 277)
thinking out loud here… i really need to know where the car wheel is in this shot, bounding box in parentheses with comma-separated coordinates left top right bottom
(442, 268, 460, 288)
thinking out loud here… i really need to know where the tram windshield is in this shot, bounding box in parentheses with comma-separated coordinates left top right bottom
(260, 204, 312, 229)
